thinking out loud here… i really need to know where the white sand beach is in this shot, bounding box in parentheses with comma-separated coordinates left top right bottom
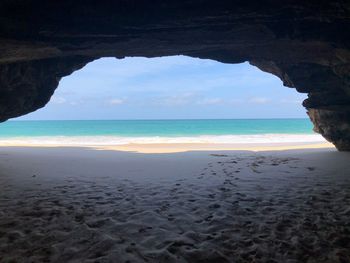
(0, 134, 333, 153)
(0, 145, 349, 262)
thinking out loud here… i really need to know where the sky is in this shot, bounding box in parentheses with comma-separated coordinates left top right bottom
(16, 56, 308, 120)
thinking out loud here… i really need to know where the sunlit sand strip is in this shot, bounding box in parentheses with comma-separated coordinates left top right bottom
(92, 142, 334, 153)
(0, 135, 334, 153)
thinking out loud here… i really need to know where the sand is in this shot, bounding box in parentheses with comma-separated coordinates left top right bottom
(0, 146, 349, 262)
(95, 142, 333, 153)
(0, 140, 334, 153)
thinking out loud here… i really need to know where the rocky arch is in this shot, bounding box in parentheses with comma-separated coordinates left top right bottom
(0, 0, 349, 150)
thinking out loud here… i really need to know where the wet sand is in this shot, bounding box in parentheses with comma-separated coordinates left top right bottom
(0, 147, 349, 262)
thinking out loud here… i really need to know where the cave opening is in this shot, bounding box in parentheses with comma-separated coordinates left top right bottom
(0, 55, 329, 151)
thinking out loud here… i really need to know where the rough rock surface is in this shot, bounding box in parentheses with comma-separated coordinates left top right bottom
(0, 0, 349, 150)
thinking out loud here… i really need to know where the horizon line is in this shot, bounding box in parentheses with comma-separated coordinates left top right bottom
(10, 117, 310, 122)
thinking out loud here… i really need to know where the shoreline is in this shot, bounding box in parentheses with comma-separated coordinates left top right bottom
(0, 133, 333, 153)
(0, 141, 334, 153)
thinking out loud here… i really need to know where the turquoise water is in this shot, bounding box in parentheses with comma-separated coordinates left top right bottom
(0, 119, 314, 138)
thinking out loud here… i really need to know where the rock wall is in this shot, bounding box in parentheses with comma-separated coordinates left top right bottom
(0, 0, 349, 150)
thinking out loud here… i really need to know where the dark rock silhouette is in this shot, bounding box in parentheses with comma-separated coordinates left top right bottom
(0, 0, 349, 149)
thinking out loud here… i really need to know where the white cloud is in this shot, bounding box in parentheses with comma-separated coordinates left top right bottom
(108, 98, 125, 105)
(248, 97, 270, 104)
(51, 96, 67, 104)
(196, 98, 223, 105)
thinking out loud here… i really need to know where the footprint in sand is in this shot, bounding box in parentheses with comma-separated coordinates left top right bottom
(219, 187, 230, 192)
(208, 194, 216, 199)
(224, 180, 236, 186)
(210, 154, 228, 157)
(307, 167, 316, 171)
(249, 164, 262, 173)
(209, 203, 221, 209)
(167, 216, 175, 221)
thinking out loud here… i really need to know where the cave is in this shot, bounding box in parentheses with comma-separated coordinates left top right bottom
(0, 1, 349, 150)
(1, 2, 350, 262)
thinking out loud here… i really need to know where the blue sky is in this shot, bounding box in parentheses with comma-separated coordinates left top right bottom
(17, 56, 307, 120)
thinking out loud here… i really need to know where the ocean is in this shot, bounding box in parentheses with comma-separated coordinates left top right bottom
(0, 119, 325, 145)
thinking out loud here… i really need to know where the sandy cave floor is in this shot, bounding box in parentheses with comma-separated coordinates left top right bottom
(0, 147, 349, 262)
